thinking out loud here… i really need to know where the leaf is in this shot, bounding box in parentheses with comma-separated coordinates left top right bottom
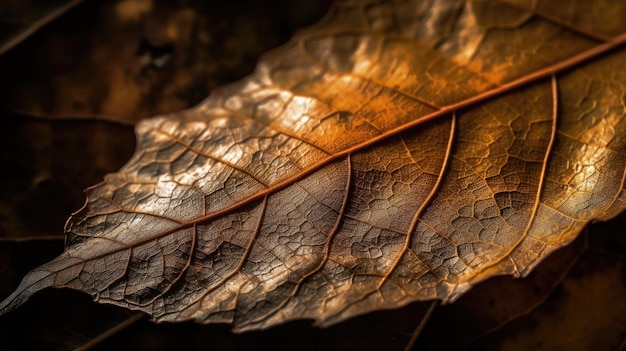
(2, 0, 626, 334)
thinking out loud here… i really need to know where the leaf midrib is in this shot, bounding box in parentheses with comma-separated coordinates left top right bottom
(172, 30, 626, 228)
(68, 31, 626, 265)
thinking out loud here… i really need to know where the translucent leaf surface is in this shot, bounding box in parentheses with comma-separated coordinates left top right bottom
(2, 0, 626, 332)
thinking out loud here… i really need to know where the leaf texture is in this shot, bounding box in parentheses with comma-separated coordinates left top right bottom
(2, 0, 626, 332)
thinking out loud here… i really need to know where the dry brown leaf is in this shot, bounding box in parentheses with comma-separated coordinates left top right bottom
(2, 0, 626, 333)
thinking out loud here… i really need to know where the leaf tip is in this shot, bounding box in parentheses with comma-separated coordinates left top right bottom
(0, 268, 56, 316)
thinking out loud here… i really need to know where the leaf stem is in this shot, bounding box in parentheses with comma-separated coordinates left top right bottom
(0, 0, 85, 56)
(404, 300, 439, 351)
(73, 313, 145, 351)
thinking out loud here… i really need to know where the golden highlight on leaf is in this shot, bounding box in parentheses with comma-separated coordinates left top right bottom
(2, 0, 626, 332)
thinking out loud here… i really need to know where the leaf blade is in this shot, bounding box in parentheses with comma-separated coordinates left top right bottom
(2, 0, 626, 332)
